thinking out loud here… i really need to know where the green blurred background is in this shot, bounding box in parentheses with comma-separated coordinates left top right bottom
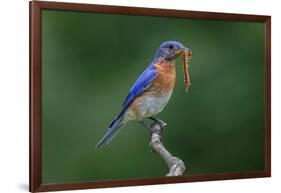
(41, 9, 265, 184)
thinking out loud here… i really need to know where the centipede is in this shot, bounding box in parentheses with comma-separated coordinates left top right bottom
(183, 49, 192, 93)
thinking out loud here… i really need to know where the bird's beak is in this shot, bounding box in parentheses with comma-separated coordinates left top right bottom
(184, 47, 192, 57)
(182, 47, 192, 93)
(181, 47, 192, 57)
(176, 47, 192, 57)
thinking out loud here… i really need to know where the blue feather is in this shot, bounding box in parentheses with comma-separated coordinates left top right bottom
(95, 116, 124, 148)
(121, 64, 157, 113)
(96, 63, 157, 148)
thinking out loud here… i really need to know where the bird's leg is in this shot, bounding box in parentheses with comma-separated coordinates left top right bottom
(140, 120, 153, 132)
(148, 117, 167, 129)
(140, 117, 167, 135)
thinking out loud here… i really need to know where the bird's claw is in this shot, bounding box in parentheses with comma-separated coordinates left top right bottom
(148, 117, 167, 130)
(150, 125, 162, 135)
(150, 119, 167, 137)
(156, 120, 167, 129)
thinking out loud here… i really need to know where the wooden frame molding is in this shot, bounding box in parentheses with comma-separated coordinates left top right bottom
(29, 1, 271, 192)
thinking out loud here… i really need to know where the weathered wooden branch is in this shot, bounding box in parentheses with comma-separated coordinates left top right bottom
(150, 122, 186, 176)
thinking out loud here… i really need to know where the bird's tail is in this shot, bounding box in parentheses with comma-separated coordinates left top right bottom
(96, 116, 125, 149)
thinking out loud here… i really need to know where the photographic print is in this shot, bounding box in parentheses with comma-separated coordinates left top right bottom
(30, 1, 271, 192)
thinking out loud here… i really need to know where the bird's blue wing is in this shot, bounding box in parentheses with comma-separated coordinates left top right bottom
(96, 64, 157, 148)
(119, 65, 157, 117)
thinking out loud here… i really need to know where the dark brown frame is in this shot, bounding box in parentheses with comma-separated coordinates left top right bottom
(30, 1, 271, 192)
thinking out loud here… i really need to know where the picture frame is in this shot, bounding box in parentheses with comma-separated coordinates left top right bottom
(30, 1, 271, 192)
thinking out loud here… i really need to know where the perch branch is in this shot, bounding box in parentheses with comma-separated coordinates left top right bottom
(150, 122, 186, 176)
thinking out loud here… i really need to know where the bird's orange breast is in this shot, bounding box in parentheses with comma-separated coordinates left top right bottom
(128, 61, 176, 119)
(151, 61, 176, 92)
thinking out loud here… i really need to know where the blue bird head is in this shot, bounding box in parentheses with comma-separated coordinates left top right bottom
(153, 41, 192, 93)
(154, 41, 191, 61)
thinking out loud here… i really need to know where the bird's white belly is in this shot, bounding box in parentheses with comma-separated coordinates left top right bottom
(123, 91, 173, 123)
(138, 91, 173, 119)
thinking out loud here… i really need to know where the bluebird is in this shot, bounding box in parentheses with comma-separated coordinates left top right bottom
(96, 41, 192, 148)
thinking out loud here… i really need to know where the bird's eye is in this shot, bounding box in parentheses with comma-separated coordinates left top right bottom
(168, 44, 174, 50)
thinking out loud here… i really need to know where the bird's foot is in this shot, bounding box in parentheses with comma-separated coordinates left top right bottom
(149, 119, 166, 152)
(149, 117, 167, 130)
(149, 117, 167, 139)
(150, 123, 162, 135)
(140, 117, 167, 134)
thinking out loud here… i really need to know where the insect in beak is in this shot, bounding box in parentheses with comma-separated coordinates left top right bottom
(182, 48, 192, 93)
